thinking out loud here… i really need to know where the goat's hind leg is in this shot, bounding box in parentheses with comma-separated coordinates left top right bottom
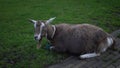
(79, 44, 106, 59)
(79, 41, 105, 59)
(79, 52, 100, 59)
(79, 43, 103, 59)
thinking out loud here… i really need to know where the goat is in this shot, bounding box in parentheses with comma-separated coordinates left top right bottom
(29, 17, 119, 59)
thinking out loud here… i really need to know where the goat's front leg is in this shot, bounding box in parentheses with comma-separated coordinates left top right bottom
(50, 45, 66, 53)
(49, 46, 55, 50)
(80, 52, 100, 59)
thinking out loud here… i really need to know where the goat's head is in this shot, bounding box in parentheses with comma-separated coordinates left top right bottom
(29, 17, 56, 49)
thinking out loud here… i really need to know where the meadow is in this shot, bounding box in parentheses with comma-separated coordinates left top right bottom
(0, 0, 120, 68)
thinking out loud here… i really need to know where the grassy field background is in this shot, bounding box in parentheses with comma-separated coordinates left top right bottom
(0, 0, 120, 68)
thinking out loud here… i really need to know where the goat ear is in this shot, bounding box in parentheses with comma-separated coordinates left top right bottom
(28, 19, 37, 24)
(46, 17, 56, 24)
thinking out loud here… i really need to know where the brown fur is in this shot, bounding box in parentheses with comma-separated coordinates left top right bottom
(46, 24, 113, 54)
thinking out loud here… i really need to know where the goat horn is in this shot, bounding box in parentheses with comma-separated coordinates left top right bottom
(46, 17, 56, 24)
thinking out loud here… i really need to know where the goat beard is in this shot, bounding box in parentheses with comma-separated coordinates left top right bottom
(37, 38, 42, 49)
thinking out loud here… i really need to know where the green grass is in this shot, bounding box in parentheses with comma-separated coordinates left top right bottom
(0, 0, 120, 68)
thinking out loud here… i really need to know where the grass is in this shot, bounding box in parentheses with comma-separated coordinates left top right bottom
(0, 0, 120, 68)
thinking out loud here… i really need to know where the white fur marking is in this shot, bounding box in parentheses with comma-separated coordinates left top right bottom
(80, 53, 100, 59)
(107, 37, 113, 47)
(50, 46, 55, 50)
(102, 48, 107, 52)
(38, 23, 45, 40)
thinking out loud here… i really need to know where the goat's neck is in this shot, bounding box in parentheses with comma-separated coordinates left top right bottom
(46, 25, 56, 40)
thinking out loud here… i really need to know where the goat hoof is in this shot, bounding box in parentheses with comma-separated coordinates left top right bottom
(79, 56, 87, 60)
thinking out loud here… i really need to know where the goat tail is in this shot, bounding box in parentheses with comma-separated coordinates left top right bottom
(111, 29, 120, 38)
